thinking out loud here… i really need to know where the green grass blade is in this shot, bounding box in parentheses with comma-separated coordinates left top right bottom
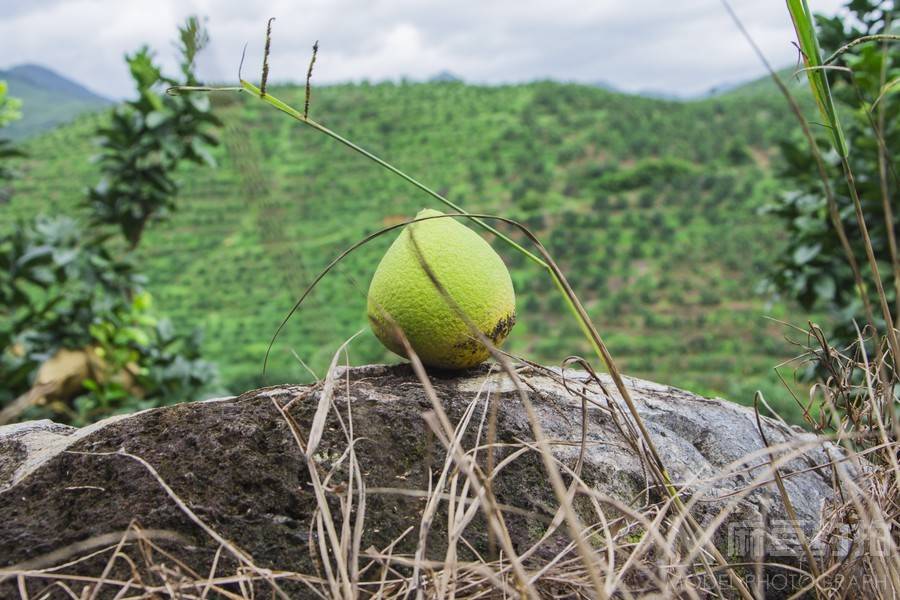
(786, 0, 849, 157)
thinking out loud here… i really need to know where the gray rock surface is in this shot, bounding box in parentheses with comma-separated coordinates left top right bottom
(0, 364, 842, 596)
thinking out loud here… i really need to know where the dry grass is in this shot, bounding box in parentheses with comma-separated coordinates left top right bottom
(2, 325, 897, 599)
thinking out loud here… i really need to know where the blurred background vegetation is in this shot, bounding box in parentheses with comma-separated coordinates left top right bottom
(1, 18, 222, 425)
(1, 0, 896, 426)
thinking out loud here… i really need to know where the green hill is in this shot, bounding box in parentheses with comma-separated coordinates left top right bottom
(0, 64, 112, 139)
(4, 79, 816, 421)
(706, 67, 810, 100)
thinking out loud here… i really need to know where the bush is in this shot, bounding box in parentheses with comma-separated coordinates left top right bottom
(0, 216, 219, 424)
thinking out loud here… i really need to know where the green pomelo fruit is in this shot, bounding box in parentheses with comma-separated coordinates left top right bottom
(367, 208, 516, 369)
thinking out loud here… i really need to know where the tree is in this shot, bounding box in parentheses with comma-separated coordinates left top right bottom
(766, 0, 898, 343)
(0, 81, 25, 188)
(86, 16, 221, 249)
(0, 17, 221, 424)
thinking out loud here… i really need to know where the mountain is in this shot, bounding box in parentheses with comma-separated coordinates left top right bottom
(636, 88, 686, 101)
(0, 64, 112, 139)
(590, 80, 620, 93)
(429, 70, 463, 83)
(4, 80, 815, 422)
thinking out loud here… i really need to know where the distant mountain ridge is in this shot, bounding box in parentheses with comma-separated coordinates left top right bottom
(0, 64, 112, 139)
(429, 70, 462, 83)
(0, 61, 798, 142)
(3, 64, 109, 102)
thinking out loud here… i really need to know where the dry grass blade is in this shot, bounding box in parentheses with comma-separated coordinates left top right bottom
(0, 450, 298, 600)
(753, 394, 823, 593)
(823, 33, 900, 65)
(412, 372, 495, 598)
(778, 319, 900, 597)
(400, 351, 536, 599)
(281, 336, 364, 599)
(86, 521, 142, 600)
(307, 331, 362, 457)
(65, 450, 252, 566)
(0, 530, 186, 580)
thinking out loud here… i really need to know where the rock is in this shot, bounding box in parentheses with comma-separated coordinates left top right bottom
(0, 364, 843, 597)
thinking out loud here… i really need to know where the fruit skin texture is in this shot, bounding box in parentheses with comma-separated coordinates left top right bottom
(367, 209, 516, 369)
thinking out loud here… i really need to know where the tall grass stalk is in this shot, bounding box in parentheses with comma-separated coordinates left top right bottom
(876, 26, 900, 319)
(726, 0, 900, 595)
(786, 0, 900, 372)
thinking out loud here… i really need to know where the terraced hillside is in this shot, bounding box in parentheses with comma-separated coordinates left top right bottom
(4, 78, 817, 420)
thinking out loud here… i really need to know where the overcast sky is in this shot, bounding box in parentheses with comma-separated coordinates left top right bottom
(0, 0, 846, 99)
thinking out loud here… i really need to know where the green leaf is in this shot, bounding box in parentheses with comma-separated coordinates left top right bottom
(15, 245, 53, 269)
(191, 139, 215, 167)
(133, 291, 153, 311)
(814, 276, 836, 301)
(189, 95, 210, 112)
(123, 326, 151, 347)
(145, 111, 166, 128)
(793, 243, 821, 265)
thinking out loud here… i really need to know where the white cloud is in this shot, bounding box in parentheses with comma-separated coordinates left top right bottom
(0, 0, 847, 99)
